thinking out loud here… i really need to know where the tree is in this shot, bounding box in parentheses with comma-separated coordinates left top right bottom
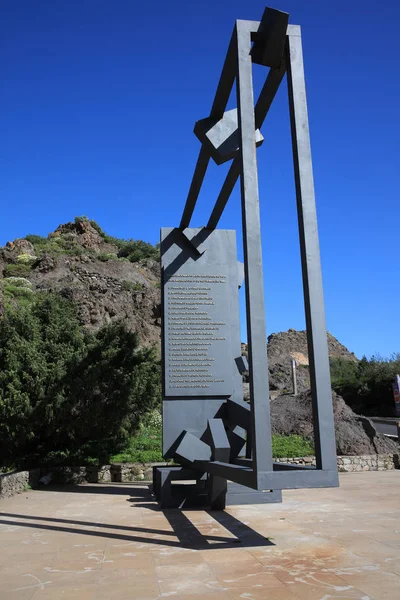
(0, 293, 161, 468)
(330, 355, 400, 416)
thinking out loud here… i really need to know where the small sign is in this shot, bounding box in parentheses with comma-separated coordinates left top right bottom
(393, 375, 400, 417)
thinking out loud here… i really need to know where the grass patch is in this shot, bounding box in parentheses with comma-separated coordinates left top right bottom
(110, 424, 163, 463)
(272, 434, 314, 458)
(109, 426, 314, 464)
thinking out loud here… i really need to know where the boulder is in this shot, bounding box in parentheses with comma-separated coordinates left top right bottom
(5, 238, 35, 256)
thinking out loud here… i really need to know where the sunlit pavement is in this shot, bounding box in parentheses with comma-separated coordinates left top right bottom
(0, 471, 399, 599)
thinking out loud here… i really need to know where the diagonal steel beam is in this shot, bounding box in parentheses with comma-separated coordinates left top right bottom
(210, 28, 238, 119)
(180, 145, 210, 229)
(207, 159, 240, 230)
(180, 28, 238, 229)
(254, 59, 286, 129)
(207, 59, 286, 230)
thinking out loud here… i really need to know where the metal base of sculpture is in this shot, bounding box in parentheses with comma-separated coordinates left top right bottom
(159, 6, 338, 510)
(152, 467, 282, 509)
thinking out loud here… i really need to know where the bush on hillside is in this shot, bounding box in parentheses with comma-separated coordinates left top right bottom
(3, 263, 32, 278)
(330, 355, 400, 416)
(115, 239, 159, 263)
(25, 234, 48, 246)
(24, 218, 159, 263)
(98, 252, 118, 262)
(16, 253, 38, 265)
(22, 234, 85, 258)
(0, 293, 161, 469)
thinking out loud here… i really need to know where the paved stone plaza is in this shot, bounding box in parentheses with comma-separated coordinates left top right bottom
(0, 472, 399, 599)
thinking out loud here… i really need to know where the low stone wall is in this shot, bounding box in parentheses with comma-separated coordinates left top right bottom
(38, 462, 170, 485)
(2, 454, 399, 499)
(337, 454, 399, 472)
(0, 468, 40, 499)
(275, 453, 399, 472)
(43, 455, 399, 483)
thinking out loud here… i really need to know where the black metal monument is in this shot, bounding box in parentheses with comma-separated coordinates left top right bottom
(155, 7, 338, 509)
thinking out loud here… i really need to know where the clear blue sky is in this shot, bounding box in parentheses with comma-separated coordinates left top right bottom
(1, 1, 399, 359)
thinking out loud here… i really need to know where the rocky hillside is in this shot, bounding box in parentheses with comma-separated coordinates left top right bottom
(268, 328, 358, 365)
(242, 329, 358, 398)
(0, 218, 162, 347)
(268, 329, 357, 395)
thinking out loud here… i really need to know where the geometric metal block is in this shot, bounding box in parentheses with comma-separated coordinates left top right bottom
(209, 475, 227, 510)
(226, 397, 251, 431)
(174, 431, 212, 465)
(226, 427, 246, 460)
(235, 355, 248, 375)
(207, 418, 230, 463)
(251, 6, 289, 68)
(194, 108, 264, 165)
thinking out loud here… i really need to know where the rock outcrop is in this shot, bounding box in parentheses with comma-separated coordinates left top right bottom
(242, 329, 358, 398)
(270, 390, 399, 456)
(1, 220, 162, 347)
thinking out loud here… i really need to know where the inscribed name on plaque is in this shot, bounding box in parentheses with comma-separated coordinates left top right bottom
(164, 265, 233, 397)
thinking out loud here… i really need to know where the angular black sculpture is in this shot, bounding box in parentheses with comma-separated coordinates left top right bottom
(157, 6, 338, 509)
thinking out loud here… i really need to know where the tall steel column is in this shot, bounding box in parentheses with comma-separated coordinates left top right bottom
(286, 29, 337, 471)
(236, 20, 273, 485)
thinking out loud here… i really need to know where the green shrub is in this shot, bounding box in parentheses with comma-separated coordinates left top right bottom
(122, 280, 144, 292)
(25, 219, 159, 264)
(98, 253, 118, 262)
(74, 216, 107, 238)
(2, 285, 33, 301)
(22, 232, 86, 258)
(330, 355, 400, 416)
(0, 294, 161, 469)
(118, 240, 159, 263)
(2, 277, 32, 288)
(1, 278, 34, 307)
(142, 409, 162, 429)
(101, 235, 159, 263)
(3, 263, 32, 278)
(16, 253, 38, 265)
(25, 234, 47, 245)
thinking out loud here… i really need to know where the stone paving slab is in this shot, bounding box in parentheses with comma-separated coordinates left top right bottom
(0, 472, 399, 599)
